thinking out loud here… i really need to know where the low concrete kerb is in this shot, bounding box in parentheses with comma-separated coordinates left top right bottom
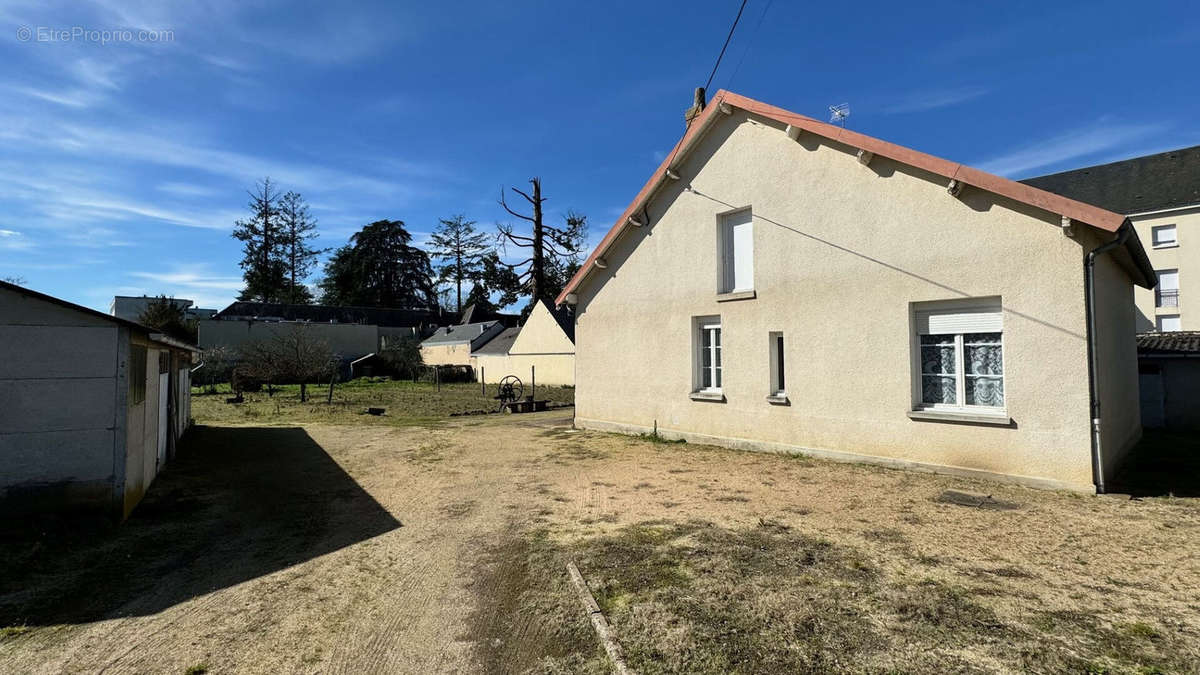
(566, 561, 634, 675)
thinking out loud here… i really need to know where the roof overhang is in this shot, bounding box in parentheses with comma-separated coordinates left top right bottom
(150, 333, 202, 353)
(556, 90, 1155, 304)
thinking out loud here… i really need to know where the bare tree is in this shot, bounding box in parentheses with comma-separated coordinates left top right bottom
(495, 177, 586, 315)
(199, 345, 234, 393)
(240, 324, 336, 402)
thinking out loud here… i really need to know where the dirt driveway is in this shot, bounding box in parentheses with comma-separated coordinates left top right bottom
(2, 411, 1198, 674)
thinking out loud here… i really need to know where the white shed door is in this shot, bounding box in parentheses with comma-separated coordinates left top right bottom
(158, 372, 169, 464)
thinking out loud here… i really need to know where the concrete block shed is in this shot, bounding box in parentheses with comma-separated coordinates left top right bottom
(1, 281, 198, 520)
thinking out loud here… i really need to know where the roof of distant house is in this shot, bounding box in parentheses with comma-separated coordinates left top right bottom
(556, 90, 1156, 305)
(471, 326, 521, 355)
(421, 321, 499, 345)
(1020, 145, 1200, 215)
(458, 303, 520, 327)
(1137, 331, 1200, 355)
(215, 301, 441, 327)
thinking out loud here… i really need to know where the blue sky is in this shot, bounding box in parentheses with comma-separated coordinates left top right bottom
(2, 0, 1197, 312)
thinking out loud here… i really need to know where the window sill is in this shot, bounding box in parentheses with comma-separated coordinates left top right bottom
(907, 409, 1012, 426)
(765, 394, 789, 405)
(716, 290, 756, 302)
(689, 390, 726, 402)
(1152, 244, 1178, 250)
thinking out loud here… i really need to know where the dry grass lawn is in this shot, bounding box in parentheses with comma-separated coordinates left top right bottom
(2, 404, 1197, 674)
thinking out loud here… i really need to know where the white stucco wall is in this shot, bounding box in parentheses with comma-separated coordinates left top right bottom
(572, 110, 1139, 492)
(473, 302, 576, 386)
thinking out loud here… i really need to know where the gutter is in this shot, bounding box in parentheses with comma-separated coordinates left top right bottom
(1083, 221, 1133, 494)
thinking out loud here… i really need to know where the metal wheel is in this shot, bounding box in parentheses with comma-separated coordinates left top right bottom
(497, 375, 524, 404)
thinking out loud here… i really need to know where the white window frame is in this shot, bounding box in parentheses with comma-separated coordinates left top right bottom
(912, 300, 1006, 415)
(693, 316, 723, 393)
(1157, 314, 1181, 332)
(1156, 269, 1179, 308)
(768, 331, 785, 397)
(1151, 224, 1178, 249)
(718, 207, 754, 294)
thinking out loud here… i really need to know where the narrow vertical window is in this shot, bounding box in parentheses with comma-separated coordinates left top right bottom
(693, 316, 723, 396)
(719, 209, 753, 293)
(768, 331, 786, 399)
(1156, 269, 1179, 308)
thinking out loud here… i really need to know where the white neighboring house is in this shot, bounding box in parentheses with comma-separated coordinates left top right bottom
(471, 300, 576, 386)
(3, 281, 198, 519)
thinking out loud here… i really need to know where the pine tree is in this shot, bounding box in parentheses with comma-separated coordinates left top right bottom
(232, 178, 287, 303)
(277, 191, 321, 304)
(428, 215, 491, 312)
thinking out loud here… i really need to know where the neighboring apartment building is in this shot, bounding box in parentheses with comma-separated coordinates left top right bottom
(557, 90, 1154, 494)
(110, 295, 217, 322)
(1022, 145, 1200, 332)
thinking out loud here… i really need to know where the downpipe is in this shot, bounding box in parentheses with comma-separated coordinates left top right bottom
(1083, 222, 1132, 494)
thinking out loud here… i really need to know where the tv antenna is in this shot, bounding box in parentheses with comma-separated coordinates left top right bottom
(829, 103, 850, 126)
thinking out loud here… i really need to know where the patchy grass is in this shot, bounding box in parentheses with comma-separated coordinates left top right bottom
(520, 519, 1199, 674)
(0, 625, 28, 640)
(191, 379, 574, 426)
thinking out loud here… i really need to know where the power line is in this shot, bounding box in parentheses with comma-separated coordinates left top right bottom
(704, 0, 749, 92)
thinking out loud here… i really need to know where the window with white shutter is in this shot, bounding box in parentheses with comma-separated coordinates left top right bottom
(913, 300, 1005, 413)
(719, 209, 753, 293)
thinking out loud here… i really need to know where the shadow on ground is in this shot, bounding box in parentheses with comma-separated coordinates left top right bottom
(1113, 429, 1200, 498)
(0, 426, 401, 627)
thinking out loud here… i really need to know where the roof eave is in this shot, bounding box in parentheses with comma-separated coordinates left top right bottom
(557, 90, 1136, 305)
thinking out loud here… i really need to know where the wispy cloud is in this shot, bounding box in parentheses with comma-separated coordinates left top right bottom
(973, 120, 1170, 177)
(883, 85, 990, 114)
(130, 265, 244, 292)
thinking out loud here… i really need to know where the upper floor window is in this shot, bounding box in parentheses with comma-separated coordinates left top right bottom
(1157, 315, 1181, 332)
(1156, 269, 1179, 308)
(1151, 224, 1178, 248)
(913, 301, 1005, 412)
(719, 208, 754, 293)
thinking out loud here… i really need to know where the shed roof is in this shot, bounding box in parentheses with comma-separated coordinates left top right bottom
(556, 90, 1155, 305)
(421, 321, 498, 345)
(1, 280, 199, 352)
(1137, 331, 1200, 355)
(1020, 146, 1200, 215)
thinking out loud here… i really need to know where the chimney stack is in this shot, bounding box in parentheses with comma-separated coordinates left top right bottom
(684, 87, 706, 126)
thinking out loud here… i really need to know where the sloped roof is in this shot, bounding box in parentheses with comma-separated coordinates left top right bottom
(2, 280, 198, 351)
(556, 90, 1154, 305)
(1137, 331, 1200, 355)
(421, 321, 498, 345)
(471, 326, 521, 355)
(3, 279, 151, 333)
(1020, 146, 1200, 215)
(216, 301, 440, 327)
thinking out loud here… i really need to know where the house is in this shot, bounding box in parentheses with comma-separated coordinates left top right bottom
(556, 90, 1156, 494)
(1021, 146, 1200, 333)
(1136, 331, 1200, 430)
(2, 281, 198, 519)
(471, 300, 576, 386)
(110, 295, 217, 322)
(420, 321, 505, 366)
